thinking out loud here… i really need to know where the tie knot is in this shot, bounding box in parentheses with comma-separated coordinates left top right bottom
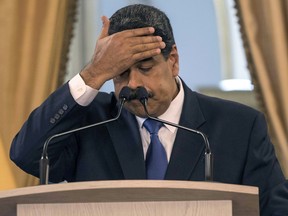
(143, 119, 163, 135)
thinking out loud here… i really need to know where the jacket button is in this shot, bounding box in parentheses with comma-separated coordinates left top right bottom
(63, 104, 68, 110)
(58, 109, 64, 115)
(54, 114, 60, 119)
(50, 118, 56, 124)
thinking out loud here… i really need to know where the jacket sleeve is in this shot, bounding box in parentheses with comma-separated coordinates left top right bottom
(10, 83, 91, 182)
(242, 112, 288, 215)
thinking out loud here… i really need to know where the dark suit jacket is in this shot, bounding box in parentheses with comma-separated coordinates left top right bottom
(10, 80, 288, 215)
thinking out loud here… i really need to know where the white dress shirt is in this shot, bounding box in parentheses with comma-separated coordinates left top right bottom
(68, 74, 185, 162)
(69, 73, 98, 106)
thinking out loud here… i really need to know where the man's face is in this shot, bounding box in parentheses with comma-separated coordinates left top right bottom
(113, 46, 179, 117)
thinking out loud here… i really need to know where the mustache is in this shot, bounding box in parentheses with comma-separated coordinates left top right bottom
(124, 87, 153, 101)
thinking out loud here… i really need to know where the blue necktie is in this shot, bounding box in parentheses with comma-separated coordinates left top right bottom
(144, 119, 168, 179)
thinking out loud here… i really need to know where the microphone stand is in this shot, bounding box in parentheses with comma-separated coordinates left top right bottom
(137, 87, 213, 181)
(39, 87, 130, 185)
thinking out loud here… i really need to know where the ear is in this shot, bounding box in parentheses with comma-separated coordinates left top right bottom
(168, 45, 179, 77)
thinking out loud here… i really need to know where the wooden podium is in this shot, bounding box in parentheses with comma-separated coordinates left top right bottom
(0, 180, 259, 216)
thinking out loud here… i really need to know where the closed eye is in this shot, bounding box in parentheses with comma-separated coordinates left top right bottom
(138, 66, 152, 73)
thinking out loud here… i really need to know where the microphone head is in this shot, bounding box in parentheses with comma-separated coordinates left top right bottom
(136, 87, 149, 104)
(119, 86, 132, 101)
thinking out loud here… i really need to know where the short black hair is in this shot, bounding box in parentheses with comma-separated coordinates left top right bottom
(108, 4, 175, 59)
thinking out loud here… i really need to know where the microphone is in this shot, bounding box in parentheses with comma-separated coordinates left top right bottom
(136, 87, 213, 181)
(39, 86, 132, 185)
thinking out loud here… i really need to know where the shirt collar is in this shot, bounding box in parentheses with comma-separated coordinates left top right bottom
(136, 76, 185, 133)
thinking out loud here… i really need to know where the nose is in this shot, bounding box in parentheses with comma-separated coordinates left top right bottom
(127, 70, 143, 89)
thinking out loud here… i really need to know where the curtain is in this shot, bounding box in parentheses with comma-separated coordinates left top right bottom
(0, 136, 16, 189)
(235, 0, 288, 177)
(0, 0, 77, 190)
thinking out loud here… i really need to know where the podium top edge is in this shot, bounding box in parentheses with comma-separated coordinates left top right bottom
(0, 180, 258, 199)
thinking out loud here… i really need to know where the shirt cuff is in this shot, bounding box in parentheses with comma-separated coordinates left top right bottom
(68, 73, 98, 106)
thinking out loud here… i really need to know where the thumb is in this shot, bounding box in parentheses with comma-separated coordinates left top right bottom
(99, 16, 110, 39)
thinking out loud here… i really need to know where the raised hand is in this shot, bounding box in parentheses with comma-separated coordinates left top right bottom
(80, 16, 166, 89)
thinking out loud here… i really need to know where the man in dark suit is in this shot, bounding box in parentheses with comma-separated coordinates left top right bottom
(10, 4, 288, 215)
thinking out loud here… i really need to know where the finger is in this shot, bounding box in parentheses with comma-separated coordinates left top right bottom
(132, 48, 162, 61)
(122, 27, 155, 37)
(99, 16, 110, 39)
(130, 35, 163, 46)
(131, 41, 166, 53)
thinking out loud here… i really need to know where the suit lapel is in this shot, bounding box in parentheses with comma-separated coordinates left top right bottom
(106, 108, 146, 179)
(165, 81, 208, 180)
